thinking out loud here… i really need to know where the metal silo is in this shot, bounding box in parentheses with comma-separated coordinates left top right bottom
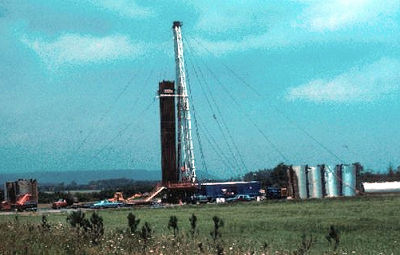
(309, 166, 322, 198)
(342, 164, 356, 196)
(324, 165, 339, 197)
(293, 165, 307, 199)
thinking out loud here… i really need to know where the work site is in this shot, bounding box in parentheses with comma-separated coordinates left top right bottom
(1, 1, 400, 254)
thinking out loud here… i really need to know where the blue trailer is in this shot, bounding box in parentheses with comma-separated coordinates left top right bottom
(198, 181, 261, 200)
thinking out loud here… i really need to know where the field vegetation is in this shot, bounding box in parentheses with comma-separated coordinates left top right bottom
(0, 195, 399, 254)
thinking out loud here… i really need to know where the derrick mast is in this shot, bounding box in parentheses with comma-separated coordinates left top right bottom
(172, 21, 196, 183)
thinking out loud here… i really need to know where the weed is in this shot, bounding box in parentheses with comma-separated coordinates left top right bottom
(189, 213, 197, 237)
(293, 233, 313, 255)
(88, 211, 104, 245)
(140, 221, 152, 240)
(210, 216, 224, 242)
(326, 225, 340, 251)
(198, 242, 204, 253)
(168, 215, 179, 237)
(66, 210, 89, 230)
(41, 215, 50, 230)
(127, 213, 140, 233)
(66, 210, 104, 245)
(216, 243, 224, 255)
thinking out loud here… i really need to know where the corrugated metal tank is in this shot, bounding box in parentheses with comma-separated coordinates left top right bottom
(293, 165, 308, 199)
(309, 166, 322, 198)
(324, 165, 339, 197)
(342, 164, 356, 196)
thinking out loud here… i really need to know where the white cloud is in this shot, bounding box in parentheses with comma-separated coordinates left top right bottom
(286, 58, 400, 103)
(189, 30, 291, 56)
(299, 0, 400, 31)
(193, 1, 268, 33)
(87, 0, 152, 18)
(21, 34, 144, 67)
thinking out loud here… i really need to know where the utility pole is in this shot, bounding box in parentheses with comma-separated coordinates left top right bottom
(172, 21, 196, 183)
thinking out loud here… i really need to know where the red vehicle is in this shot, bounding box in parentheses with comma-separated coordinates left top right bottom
(52, 199, 68, 209)
(0, 193, 37, 211)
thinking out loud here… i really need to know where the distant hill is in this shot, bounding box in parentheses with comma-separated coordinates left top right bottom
(0, 169, 161, 185)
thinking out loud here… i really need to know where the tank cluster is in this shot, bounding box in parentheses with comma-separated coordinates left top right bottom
(287, 164, 360, 199)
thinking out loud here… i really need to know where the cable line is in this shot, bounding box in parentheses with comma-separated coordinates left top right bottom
(185, 44, 245, 176)
(73, 65, 145, 154)
(87, 98, 156, 166)
(185, 59, 209, 176)
(186, 38, 288, 163)
(188, 36, 344, 164)
(185, 38, 248, 174)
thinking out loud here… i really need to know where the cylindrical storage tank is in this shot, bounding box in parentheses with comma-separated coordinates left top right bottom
(342, 164, 356, 196)
(309, 166, 322, 198)
(293, 165, 307, 199)
(324, 165, 339, 197)
(306, 166, 312, 198)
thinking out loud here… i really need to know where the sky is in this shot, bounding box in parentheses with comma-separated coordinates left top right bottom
(1, 0, 399, 178)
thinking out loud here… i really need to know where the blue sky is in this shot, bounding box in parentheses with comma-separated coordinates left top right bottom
(1, 0, 399, 178)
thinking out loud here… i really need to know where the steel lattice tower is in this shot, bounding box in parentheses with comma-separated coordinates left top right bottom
(172, 21, 196, 183)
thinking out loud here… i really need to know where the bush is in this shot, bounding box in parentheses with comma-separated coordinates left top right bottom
(66, 210, 104, 245)
(168, 215, 179, 237)
(210, 216, 224, 242)
(127, 213, 140, 233)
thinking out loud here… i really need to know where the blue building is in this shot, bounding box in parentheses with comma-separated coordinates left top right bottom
(199, 181, 261, 199)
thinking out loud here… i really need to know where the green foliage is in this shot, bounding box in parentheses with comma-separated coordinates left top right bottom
(140, 222, 152, 241)
(210, 216, 224, 242)
(326, 225, 340, 251)
(1, 196, 400, 253)
(89, 212, 104, 244)
(41, 215, 50, 230)
(66, 210, 89, 229)
(66, 210, 104, 245)
(127, 213, 140, 233)
(168, 215, 179, 237)
(243, 162, 289, 188)
(293, 234, 313, 255)
(189, 213, 197, 237)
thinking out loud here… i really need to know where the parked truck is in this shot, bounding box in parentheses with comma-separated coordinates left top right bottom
(0, 193, 37, 211)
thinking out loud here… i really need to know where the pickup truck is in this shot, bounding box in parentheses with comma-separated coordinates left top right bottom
(226, 194, 255, 202)
(90, 200, 124, 209)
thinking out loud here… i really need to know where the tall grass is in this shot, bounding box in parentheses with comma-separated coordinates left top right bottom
(0, 195, 399, 254)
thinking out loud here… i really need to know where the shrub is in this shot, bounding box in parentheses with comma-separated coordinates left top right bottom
(210, 216, 224, 242)
(293, 233, 313, 255)
(88, 212, 104, 244)
(66, 210, 89, 230)
(326, 225, 340, 251)
(66, 210, 104, 245)
(168, 215, 179, 237)
(189, 213, 197, 237)
(140, 222, 152, 240)
(41, 215, 50, 230)
(127, 213, 140, 233)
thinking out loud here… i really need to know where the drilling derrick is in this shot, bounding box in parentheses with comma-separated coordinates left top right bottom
(173, 21, 196, 183)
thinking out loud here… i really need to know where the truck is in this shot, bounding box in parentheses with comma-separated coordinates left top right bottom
(52, 199, 68, 209)
(0, 193, 37, 212)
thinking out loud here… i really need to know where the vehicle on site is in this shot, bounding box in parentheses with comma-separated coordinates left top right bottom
(108, 192, 125, 203)
(192, 195, 209, 204)
(266, 187, 288, 199)
(90, 200, 124, 209)
(226, 194, 255, 202)
(0, 193, 37, 211)
(52, 199, 68, 209)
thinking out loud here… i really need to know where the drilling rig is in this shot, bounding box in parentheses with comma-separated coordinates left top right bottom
(156, 21, 198, 202)
(173, 21, 197, 184)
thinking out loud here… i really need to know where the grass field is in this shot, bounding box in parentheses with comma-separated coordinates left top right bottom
(0, 195, 399, 254)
